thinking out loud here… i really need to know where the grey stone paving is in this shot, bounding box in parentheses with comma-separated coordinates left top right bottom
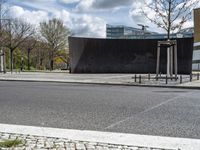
(0, 72, 199, 87)
(0, 132, 175, 150)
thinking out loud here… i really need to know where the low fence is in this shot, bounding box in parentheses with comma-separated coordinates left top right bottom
(131, 73, 200, 85)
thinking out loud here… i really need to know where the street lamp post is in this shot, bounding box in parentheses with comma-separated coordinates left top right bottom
(0, 0, 10, 73)
(138, 24, 149, 39)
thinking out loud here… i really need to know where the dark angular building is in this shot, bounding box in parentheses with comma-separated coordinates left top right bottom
(69, 37, 193, 74)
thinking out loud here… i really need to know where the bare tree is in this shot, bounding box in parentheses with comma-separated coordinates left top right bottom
(142, 0, 199, 39)
(0, 0, 8, 29)
(0, 0, 9, 72)
(40, 18, 70, 70)
(20, 36, 37, 70)
(3, 19, 35, 71)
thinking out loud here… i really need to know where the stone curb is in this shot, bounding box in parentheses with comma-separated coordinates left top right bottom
(0, 132, 171, 150)
(0, 78, 200, 90)
(0, 124, 200, 150)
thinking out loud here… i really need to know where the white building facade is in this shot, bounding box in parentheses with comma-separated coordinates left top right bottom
(193, 8, 200, 71)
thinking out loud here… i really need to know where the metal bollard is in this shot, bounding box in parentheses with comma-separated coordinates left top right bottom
(166, 75, 168, 84)
(156, 75, 158, 81)
(180, 75, 182, 84)
(175, 75, 178, 81)
(190, 74, 192, 82)
(135, 74, 137, 82)
(139, 75, 142, 84)
(197, 73, 199, 80)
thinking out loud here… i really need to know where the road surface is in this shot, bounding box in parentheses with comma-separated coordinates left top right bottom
(0, 81, 200, 139)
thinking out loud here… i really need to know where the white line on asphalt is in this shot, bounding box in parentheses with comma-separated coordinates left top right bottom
(104, 92, 192, 130)
(0, 123, 199, 150)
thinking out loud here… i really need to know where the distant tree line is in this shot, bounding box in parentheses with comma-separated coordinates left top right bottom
(0, 1, 71, 72)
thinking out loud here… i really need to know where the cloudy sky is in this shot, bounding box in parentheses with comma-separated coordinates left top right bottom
(5, 0, 199, 37)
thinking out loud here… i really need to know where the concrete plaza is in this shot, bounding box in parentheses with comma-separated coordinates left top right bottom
(0, 72, 200, 88)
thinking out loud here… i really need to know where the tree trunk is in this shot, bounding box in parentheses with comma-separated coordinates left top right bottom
(50, 59, 54, 71)
(166, 0, 172, 77)
(49, 51, 54, 71)
(167, 30, 170, 40)
(28, 49, 31, 71)
(10, 49, 13, 73)
(167, 0, 172, 40)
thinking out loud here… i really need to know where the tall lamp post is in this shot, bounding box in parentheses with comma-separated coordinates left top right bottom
(0, 0, 11, 73)
(138, 24, 149, 39)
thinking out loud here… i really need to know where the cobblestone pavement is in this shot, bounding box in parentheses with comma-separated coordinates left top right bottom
(0, 132, 176, 150)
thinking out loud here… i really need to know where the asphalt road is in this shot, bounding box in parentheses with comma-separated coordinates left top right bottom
(0, 81, 200, 139)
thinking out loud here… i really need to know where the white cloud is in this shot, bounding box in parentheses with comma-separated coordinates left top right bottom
(128, 0, 164, 32)
(75, 0, 93, 12)
(12, 0, 60, 14)
(75, 0, 134, 12)
(58, 0, 81, 4)
(8, 5, 106, 37)
(52, 10, 106, 37)
(10, 0, 199, 36)
(9, 6, 49, 25)
(70, 15, 106, 37)
(129, 0, 198, 33)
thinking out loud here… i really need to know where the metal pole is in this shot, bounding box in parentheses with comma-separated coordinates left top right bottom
(135, 74, 137, 82)
(167, 46, 170, 78)
(0, 1, 2, 28)
(0, 1, 2, 73)
(156, 43, 160, 79)
(8, 19, 12, 73)
(166, 75, 168, 84)
(174, 42, 178, 80)
(170, 46, 173, 78)
(139, 75, 141, 84)
(190, 74, 192, 82)
(180, 75, 182, 84)
(0, 1, 9, 74)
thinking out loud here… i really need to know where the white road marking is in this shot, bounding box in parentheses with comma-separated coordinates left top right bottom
(105, 92, 192, 130)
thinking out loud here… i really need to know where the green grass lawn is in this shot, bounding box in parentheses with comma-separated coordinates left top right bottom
(0, 139, 23, 148)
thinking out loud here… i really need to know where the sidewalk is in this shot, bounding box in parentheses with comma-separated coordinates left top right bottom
(1, 123, 199, 150)
(0, 72, 200, 89)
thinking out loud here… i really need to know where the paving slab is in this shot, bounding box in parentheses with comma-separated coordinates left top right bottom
(0, 72, 200, 89)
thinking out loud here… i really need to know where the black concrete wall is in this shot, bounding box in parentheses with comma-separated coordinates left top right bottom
(69, 37, 194, 74)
